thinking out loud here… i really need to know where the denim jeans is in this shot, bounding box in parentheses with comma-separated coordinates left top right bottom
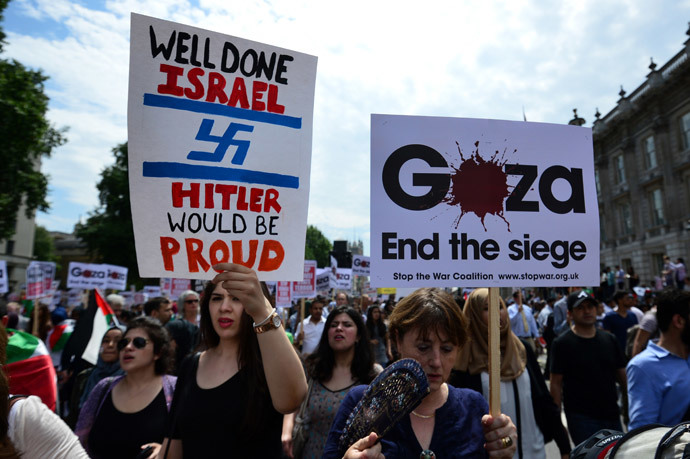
(566, 411, 623, 446)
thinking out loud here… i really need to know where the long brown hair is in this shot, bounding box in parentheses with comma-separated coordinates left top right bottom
(0, 326, 21, 458)
(198, 281, 272, 439)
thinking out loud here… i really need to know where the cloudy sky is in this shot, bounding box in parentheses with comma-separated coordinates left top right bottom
(4, 0, 690, 255)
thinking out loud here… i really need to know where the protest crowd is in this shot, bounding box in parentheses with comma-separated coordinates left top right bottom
(0, 256, 686, 458)
(3, 10, 690, 459)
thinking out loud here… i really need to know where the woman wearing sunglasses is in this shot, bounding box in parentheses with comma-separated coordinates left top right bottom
(159, 263, 307, 458)
(76, 316, 177, 459)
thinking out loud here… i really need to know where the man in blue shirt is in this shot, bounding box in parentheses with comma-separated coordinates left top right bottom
(603, 291, 638, 355)
(508, 291, 540, 352)
(627, 290, 690, 429)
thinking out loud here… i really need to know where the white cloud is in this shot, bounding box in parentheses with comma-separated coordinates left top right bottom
(5, 0, 690, 257)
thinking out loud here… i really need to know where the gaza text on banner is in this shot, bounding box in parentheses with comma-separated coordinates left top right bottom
(370, 115, 600, 288)
(67, 262, 128, 290)
(352, 254, 370, 276)
(128, 13, 317, 281)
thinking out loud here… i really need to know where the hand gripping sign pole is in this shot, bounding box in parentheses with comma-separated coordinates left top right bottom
(487, 287, 501, 416)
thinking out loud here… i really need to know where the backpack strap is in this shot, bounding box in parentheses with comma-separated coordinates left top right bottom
(654, 422, 690, 459)
(609, 423, 664, 457)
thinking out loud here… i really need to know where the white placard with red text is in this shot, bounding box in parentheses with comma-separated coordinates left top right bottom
(371, 115, 599, 287)
(276, 281, 291, 307)
(128, 13, 317, 281)
(291, 260, 316, 298)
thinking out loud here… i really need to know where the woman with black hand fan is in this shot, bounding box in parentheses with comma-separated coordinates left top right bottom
(282, 305, 381, 458)
(452, 288, 570, 459)
(323, 288, 518, 458)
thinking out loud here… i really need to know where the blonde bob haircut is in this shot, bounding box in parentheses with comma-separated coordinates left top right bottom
(388, 288, 469, 347)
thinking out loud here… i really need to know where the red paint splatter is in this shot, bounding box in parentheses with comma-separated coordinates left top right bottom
(443, 141, 512, 231)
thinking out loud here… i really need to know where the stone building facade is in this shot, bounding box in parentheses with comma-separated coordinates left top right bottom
(591, 25, 690, 286)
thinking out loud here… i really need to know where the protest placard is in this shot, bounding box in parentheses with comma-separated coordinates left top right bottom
(352, 255, 370, 277)
(276, 281, 292, 307)
(0, 260, 7, 294)
(67, 262, 128, 290)
(292, 260, 316, 298)
(330, 268, 353, 291)
(316, 269, 330, 294)
(371, 115, 599, 287)
(26, 261, 56, 300)
(128, 13, 317, 281)
(143, 286, 162, 297)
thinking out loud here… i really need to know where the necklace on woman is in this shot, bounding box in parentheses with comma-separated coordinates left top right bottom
(420, 449, 436, 459)
(411, 410, 435, 419)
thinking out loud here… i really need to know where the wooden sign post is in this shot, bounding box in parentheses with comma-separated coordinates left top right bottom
(487, 287, 501, 416)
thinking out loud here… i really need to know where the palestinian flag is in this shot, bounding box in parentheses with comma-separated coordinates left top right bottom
(5, 329, 58, 411)
(46, 319, 75, 366)
(81, 289, 118, 365)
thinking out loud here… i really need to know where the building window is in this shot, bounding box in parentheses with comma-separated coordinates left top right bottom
(619, 202, 632, 235)
(644, 135, 657, 169)
(5, 240, 14, 256)
(682, 112, 690, 150)
(650, 188, 666, 225)
(614, 155, 626, 184)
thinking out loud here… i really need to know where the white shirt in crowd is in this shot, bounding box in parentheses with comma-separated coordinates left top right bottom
(295, 315, 327, 355)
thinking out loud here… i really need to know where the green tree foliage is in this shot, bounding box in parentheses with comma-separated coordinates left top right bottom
(75, 143, 146, 287)
(32, 224, 58, 263)
(305, 225, 332, 268)
(0, 0, 67, 240)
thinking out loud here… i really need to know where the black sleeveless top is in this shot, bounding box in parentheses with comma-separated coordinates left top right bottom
(169, 354, 282, 457)
(89, 388, 167, 458)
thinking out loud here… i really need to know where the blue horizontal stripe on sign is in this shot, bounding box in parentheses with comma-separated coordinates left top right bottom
(142, 162, 300, 189)
(143, 94, 303, 129)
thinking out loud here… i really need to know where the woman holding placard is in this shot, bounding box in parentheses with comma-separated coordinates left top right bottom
(452, 288, 570, 458)
(159, 263, 307, 458)
(323, 287, 517, 458)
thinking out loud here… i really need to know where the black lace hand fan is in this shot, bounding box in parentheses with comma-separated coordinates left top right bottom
(337, 358, 430, 454)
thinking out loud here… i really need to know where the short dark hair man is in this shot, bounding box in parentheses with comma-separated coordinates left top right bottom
(603, 291, 638, 355)
(144, 297, 173, 326)
(627, 290, 690, 429)
(550, 290, 626, 445)
(295, 297, 326, 355)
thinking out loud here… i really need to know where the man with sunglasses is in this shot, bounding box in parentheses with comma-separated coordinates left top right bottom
(550, 290, 627, 446)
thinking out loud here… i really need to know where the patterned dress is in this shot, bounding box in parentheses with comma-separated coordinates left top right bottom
(301, 380, 356, 459)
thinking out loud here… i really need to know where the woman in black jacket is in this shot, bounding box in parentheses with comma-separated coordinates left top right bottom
(450, 288, 571, 458)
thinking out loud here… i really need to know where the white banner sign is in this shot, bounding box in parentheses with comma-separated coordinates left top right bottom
(316, 269, 330, 293)
(371, 115, 600, 287)
(128, 13, 317, 281)
(67, 262, 129, 290)
(276, 281, 292, 307)
(26, 261, 56, 299)
(0, 260, 7, 294)
(143, 286, 162, 297)
(330, 268, 353, 291)
(291, 260, 317, 299)
(352, 255, 370, 276)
